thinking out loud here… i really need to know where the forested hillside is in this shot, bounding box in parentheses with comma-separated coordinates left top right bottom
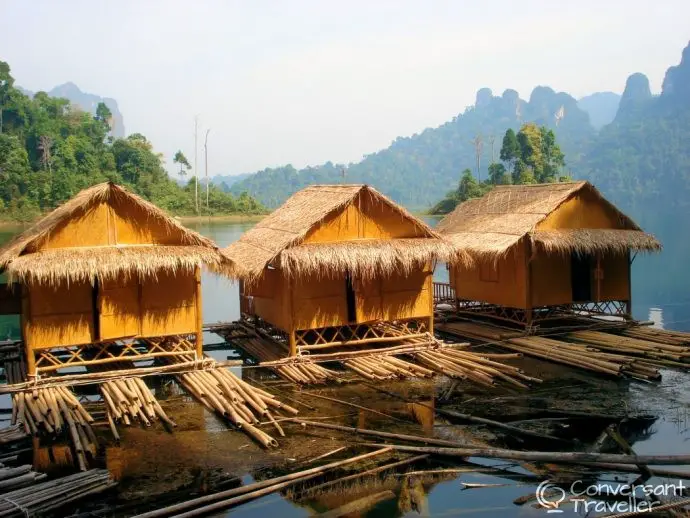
(230, 86, 595, 209)
(0, 61, 264, 221)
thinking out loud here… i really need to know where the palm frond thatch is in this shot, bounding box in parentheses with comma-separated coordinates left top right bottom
(438, 182, 661, 260)
(0, 182, 229, 285)
(223, 184, 465, 280)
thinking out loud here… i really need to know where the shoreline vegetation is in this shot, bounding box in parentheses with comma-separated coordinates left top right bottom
(0, 59, 265, 224)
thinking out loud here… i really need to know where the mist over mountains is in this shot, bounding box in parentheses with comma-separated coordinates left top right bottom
(18, 82, 125, 138)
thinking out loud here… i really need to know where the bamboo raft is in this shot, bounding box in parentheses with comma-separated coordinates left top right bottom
(0, 469, 115, 517)
(503, 336, 662, 381)
(436, 319, 690, 380)
(0, 424, 27, 445)
(219, 320, 542, 389)
(567, 330, 690, 368)
(0, 464, 47, 492)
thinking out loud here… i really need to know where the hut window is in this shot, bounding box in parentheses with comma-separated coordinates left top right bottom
(479, 262, 499, 283)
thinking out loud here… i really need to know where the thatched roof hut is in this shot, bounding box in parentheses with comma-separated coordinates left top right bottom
(223, 184, 459, 355)
(437, 182, 661, 324)
(0, 182, 226, 376)
(224, 184, 461, 281)
(0, 182, 227, 285)
(437, 181, 660, 258)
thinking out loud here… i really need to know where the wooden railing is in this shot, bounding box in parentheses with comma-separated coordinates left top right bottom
(433, 282, 456, 304)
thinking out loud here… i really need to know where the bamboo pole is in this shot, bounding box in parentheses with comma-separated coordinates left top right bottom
(356, 443, 690, 465)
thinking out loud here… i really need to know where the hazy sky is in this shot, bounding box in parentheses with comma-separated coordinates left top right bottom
(1, 1, 688, 178)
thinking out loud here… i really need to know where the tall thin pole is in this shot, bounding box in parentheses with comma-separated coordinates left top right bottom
(471, 135, 483, 182)
(204, 129, 210, 212)
(194, 116, 199, 214)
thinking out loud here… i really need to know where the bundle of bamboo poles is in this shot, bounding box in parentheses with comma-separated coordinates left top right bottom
(11, 386, 96, 471)
(567, 330, 690, 368)
(411, 349, 540, 388)
(502, 336, 661, 381)
(343, 355, 435, 381)
(0, 469, 115, 518)
(158, 349, 298, 447)
(274, 361, 341, 385)
(0, 424, 27, 444)
(622, 326, 690, 346)
(100, 377, 176, 439)
(0, 465, 46, 492)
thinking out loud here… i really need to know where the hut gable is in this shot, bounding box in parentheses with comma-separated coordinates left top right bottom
(224, 184, 460, 280)
(0, 182, 227, 285)
(437, 182, 661, 258)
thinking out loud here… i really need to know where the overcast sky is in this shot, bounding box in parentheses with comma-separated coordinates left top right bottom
(1, 0, 688, 178)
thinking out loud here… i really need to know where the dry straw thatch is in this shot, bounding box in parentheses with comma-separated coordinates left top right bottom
(0, 182, 229, 285)
(437, 181, 661, 260)
(223, 184, 462, 281)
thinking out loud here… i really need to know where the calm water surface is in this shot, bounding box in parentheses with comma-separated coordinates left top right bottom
(1, 219, 689, 517)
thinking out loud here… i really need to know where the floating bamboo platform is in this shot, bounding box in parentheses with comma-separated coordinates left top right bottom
(436, 318, 690, 380)
(1, 338, 300, 458)
(0, 469, 115, 517)
(0, 464, 47, 492)
(216, 319, 542, 389)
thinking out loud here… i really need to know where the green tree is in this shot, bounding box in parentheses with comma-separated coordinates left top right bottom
(95, 102, 112, 129)
(499, 128, 519, 173)
(487, 162, 507, 185)
(173, 150, 191, 183)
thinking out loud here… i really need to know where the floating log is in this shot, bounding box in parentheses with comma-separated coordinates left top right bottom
(356, 443, 690, 465)
(295, 420, 494, 448)
(132, 448, 392, 518)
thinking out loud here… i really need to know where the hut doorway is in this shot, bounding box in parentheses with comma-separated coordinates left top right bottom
(571, 252, 592, 302)
(345, 271, 357, 323)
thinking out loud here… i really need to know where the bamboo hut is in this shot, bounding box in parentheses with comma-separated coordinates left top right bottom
(436, 182, 661, 325)
(223, 184, 459, 355)
(0, 182, 227, 378)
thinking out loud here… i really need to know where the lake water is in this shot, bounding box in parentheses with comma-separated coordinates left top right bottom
(1, 219, 689, 517)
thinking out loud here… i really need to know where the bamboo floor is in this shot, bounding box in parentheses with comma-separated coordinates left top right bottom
(436, 317, 690, 381)
(215, 320, 543, 389)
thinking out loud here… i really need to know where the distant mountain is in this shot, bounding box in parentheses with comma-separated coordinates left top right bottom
(18, 82, 125, 138)
(231, 86, 596, 209)
(578, 92, 621, 129)
(579, 41, 690, 303)
(211, 173, 252, 191)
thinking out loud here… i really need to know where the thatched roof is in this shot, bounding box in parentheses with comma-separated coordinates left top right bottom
(223, 184, 461, 281)
(0, 182, 229, 285)
(437, 182, 661, 260)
